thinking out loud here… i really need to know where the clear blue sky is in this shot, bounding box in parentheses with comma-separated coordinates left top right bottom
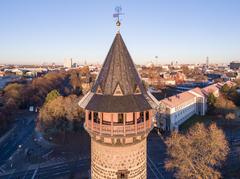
(0, 0, 240, 65)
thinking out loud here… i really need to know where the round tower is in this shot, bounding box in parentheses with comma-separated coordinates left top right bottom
(79, 32, 157, 179)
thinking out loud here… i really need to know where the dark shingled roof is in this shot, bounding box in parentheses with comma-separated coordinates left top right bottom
(79, 32, 157, 112)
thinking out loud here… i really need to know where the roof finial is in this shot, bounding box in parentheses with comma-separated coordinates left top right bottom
(113, 6, 124, 32)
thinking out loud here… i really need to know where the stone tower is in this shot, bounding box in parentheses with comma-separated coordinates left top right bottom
(79, 32, 157, 179)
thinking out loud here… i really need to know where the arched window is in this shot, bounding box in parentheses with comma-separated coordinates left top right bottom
(146, 111, 149, 121)
(118, 113, 124, 124)
(93, 112, 99, 123)
(88, 111, 92, 120)
(138, 112, 144, 123)
(140, 112, 144, 119)
(133, 113, 135, 124)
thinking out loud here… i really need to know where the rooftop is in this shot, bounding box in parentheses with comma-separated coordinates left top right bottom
(79, 32, 157, 112)
(202, 84, 219, 95)
(160, 91, 196, 108)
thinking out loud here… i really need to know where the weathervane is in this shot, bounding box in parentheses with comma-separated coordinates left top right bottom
(113, 6, 124, 31)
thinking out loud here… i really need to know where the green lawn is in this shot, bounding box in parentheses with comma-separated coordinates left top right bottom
(179, 115, 217, 132)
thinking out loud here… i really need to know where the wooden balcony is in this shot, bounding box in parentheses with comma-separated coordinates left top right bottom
(85, 119, 152, 136)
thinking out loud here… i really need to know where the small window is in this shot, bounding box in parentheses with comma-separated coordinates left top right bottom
(93, 112, 99, 123)
(120, 173, 125, 179)
(138, 112, 144, 123)
(118, 113, 124, 123)
(88, 111, 92, 120)
(133, 113, 135, 123)
(146, 111, 149, 121)
(117, 170, 129, 179)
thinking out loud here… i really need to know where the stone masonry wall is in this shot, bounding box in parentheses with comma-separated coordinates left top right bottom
(91, 139, 147, 179)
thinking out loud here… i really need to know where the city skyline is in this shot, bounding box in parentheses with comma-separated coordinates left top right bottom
(1, 0, 240, 65)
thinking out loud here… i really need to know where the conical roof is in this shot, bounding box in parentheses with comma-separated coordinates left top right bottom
(79, 32, 157, 112)
(91, 32, 145, 95)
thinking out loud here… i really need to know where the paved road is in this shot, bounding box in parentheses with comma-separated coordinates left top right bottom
(0, 122, 171, 179)
(147, 130, 173, 179)
(221, 122, 240, 178)
(0, 76, 19, 89)
(0, 113, 36, 166)
(0, 158, 90, 179)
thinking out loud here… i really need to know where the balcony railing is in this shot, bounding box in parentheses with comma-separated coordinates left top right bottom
(85, 119, 151, 136)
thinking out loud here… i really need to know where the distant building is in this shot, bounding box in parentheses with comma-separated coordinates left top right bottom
(64, 58, 72, 68)
(230, 61, 240, 70)
(157, 87, 206, 131)
(206, 56, 209, 68)
(146, 62, 155, 67)
(188, 65, 195, 70)
(206, 73, 222, 80)
(0, 71, 5, 77)
(72, 62, 78, 68)
(156, 81, 235, 132)
(13, 69, 23, 76)
(25, 71, 37, 77)
(202, 84, 220, 97)
(161, 65, 169, 71)
(164, 80, 176, 86)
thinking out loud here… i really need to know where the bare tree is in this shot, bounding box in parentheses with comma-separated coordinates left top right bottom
(165, 123, 229, 179)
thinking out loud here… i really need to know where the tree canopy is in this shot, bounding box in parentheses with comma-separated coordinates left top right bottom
(207, 93, 217, 106)
(38, 95, 84, 134)
(221, 84, 231, 94)
(3, 83, 24, 110)
(45, 89, 60, 104)
(165, 123, 229, 179)
(214, 94, 236, 114)
(1, 70, 85, 133)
